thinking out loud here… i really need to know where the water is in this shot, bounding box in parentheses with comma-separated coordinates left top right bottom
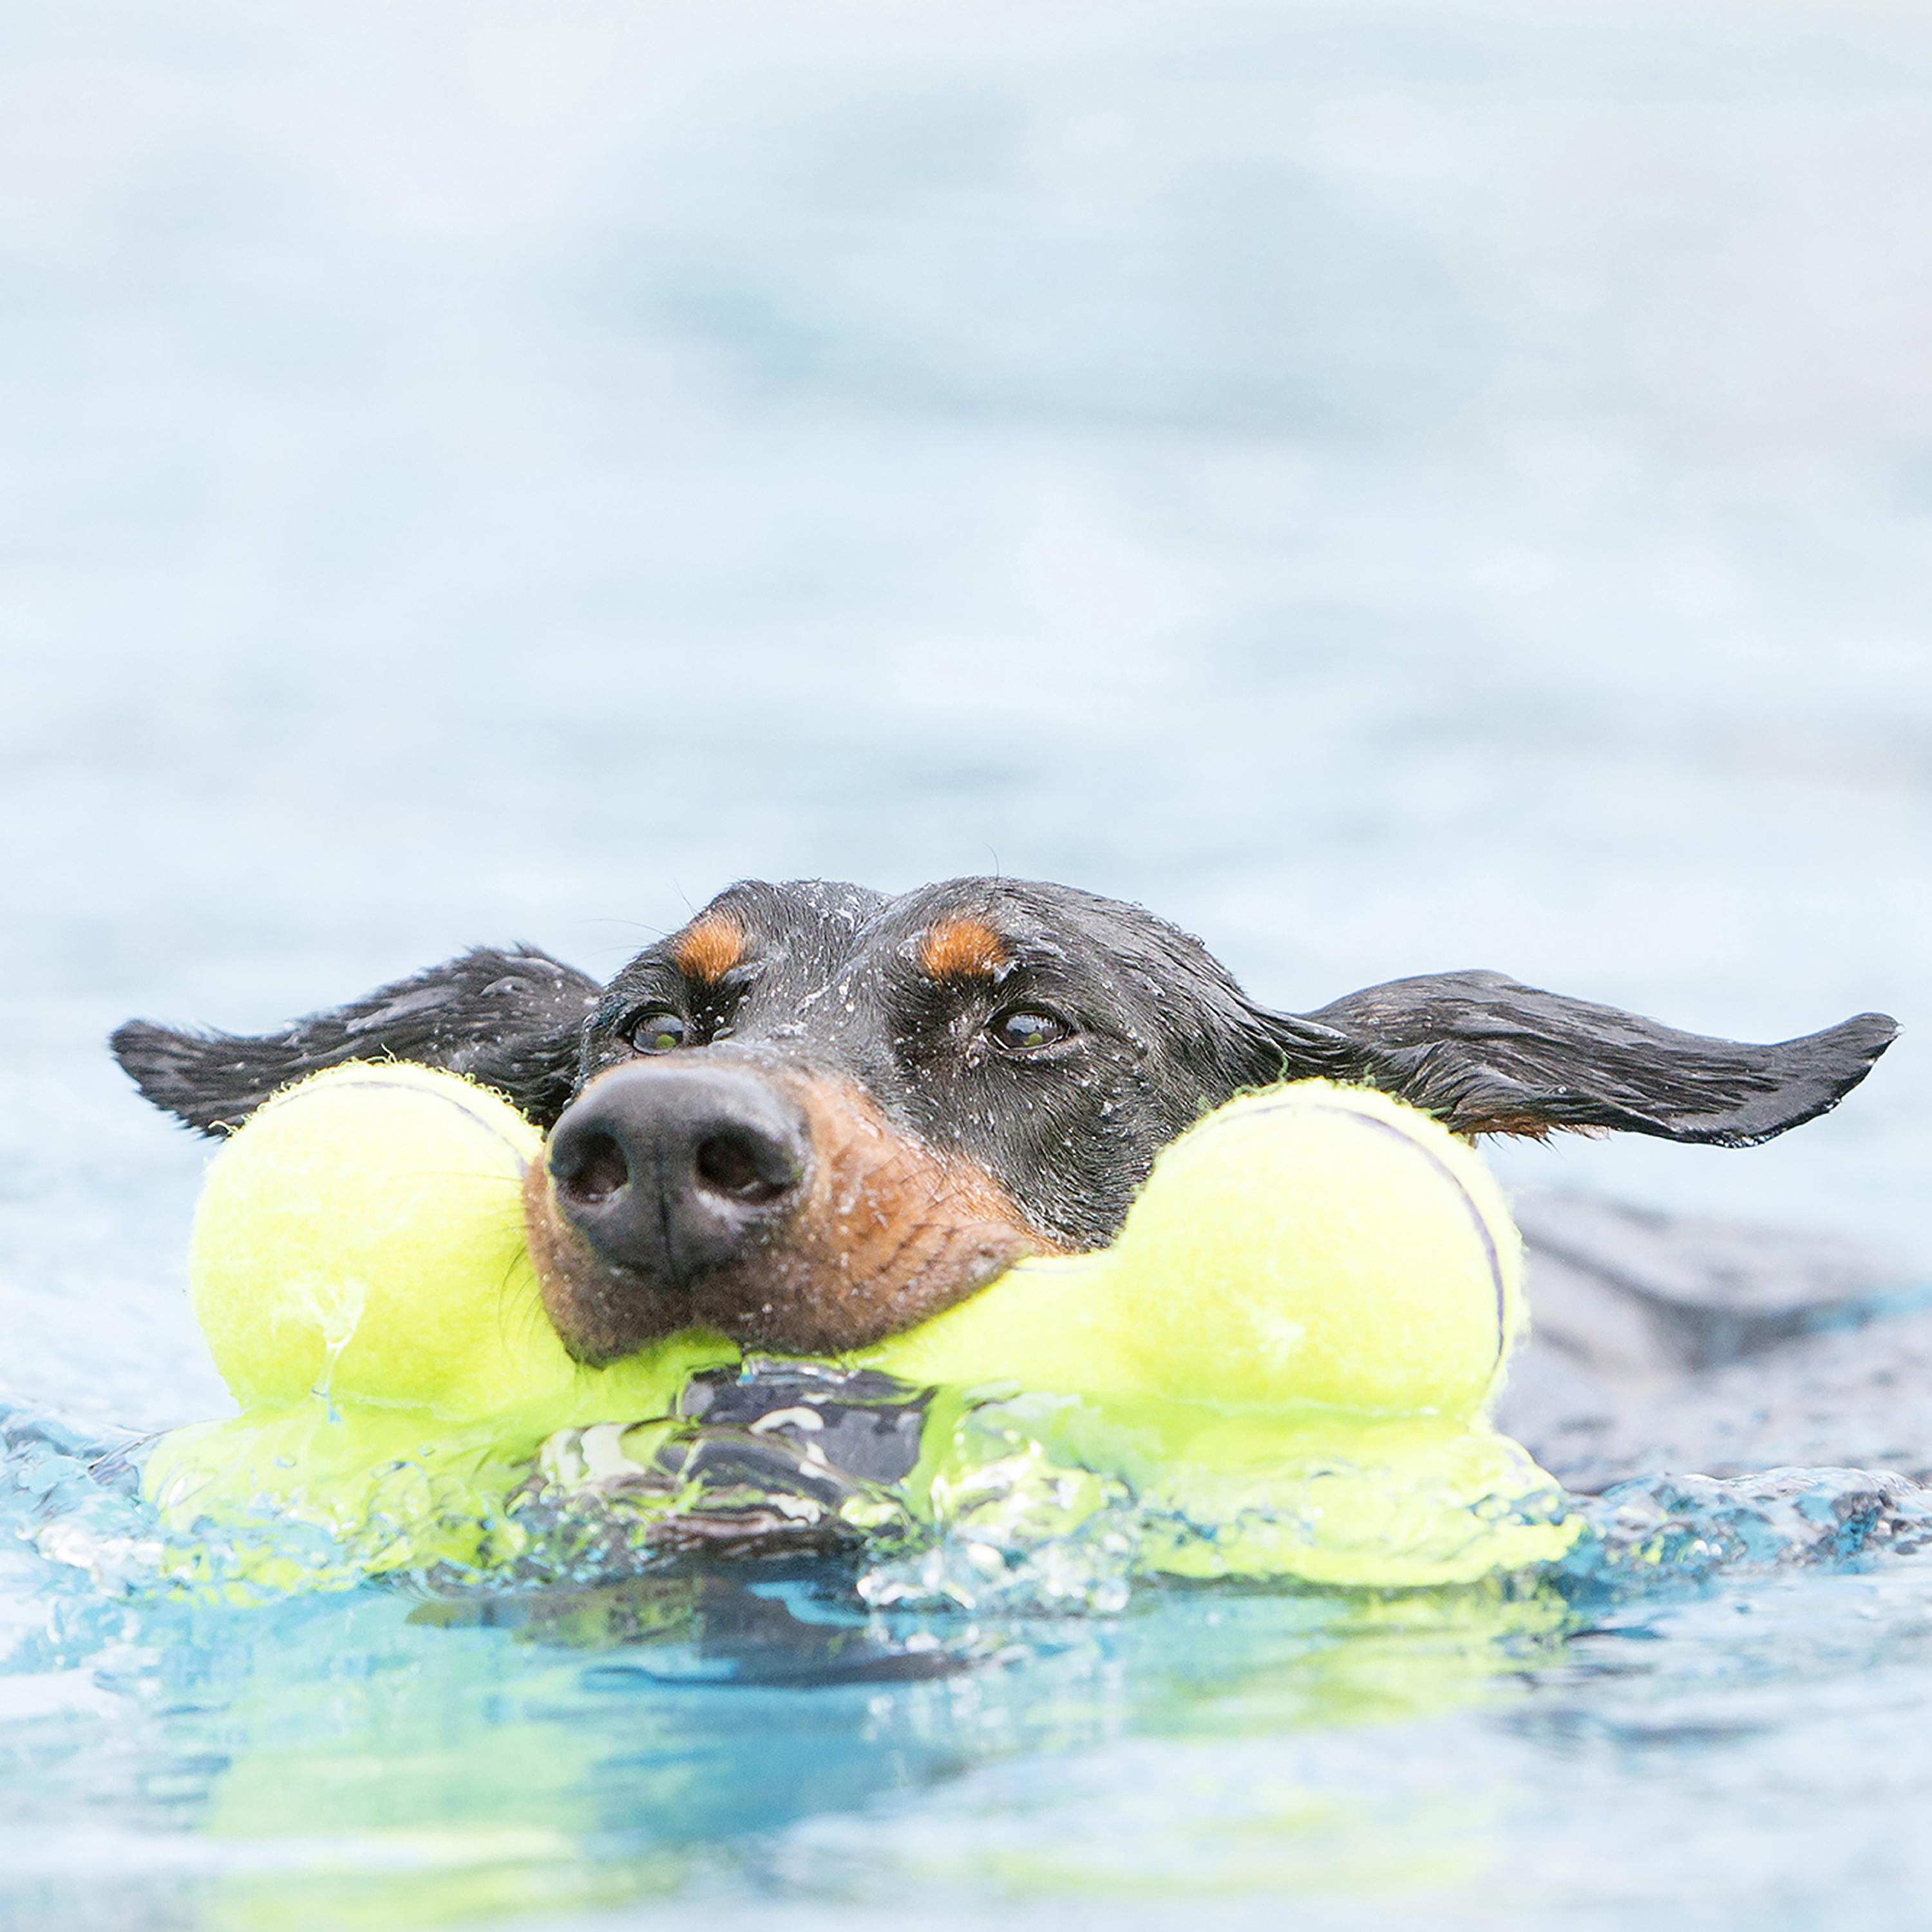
(3, 1, 1931, 1925)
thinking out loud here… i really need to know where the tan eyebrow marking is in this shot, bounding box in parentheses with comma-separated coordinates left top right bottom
(918, 916, 1009, 982)
(673, 912, 745, 984)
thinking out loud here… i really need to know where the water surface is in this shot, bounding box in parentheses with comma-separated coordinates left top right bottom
(3, 3, 1930, 1926)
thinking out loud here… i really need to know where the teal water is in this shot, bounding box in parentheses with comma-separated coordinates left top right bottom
(3, 3, 1931, 1926)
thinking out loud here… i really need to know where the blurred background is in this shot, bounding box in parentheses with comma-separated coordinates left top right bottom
(4, 0, 1929, 1431)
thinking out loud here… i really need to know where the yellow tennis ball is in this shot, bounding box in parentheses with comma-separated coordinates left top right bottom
(1101, 1080, 1520, 1415)
(153, 1063, 732, 1562)
(158, 1066, 1564, 1589)
(866, 1081, 1520, 1420)
(189, 1062, 572, 1419)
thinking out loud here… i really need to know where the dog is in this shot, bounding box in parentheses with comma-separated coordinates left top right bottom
(113, 876, 1897, 1367)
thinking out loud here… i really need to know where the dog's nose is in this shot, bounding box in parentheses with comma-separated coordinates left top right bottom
(546, 1061, 810, 1287)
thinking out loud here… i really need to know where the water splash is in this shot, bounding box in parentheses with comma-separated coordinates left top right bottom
(14, 1383, 1932, 1627)
(1560, 1467, 1932, 1596)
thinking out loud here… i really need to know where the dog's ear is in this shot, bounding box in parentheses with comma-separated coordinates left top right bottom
(1247, 969, 1897, 1145)
(111, 946, 601, 1136)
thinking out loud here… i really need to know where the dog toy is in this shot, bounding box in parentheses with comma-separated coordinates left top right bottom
(144, 1065, 1577, 1589)
(866, 1080, 1517, 1414)
(179, 1063, 721, 1422)
(144, 1065, 732, 1580)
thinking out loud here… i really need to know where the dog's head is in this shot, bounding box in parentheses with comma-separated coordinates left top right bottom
(113, 876, 1897, 1361)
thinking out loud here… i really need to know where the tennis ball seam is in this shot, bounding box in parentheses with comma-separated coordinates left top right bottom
(254, 1070, 538, 1171)
(1293, 1101, 1505, 1368)
(1188, 1086, 1512, 1367)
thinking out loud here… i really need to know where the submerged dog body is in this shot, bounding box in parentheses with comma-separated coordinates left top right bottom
(113, 877, 1897, 1363)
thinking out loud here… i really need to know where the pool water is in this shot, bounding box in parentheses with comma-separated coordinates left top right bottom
(12, 1414, 1932, 1932)
(4, 3, 1931, 1926)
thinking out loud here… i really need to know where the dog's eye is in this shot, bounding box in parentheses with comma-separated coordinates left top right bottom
(989, 1007, 1071, 1053)
(627, 1010, 688, 1054)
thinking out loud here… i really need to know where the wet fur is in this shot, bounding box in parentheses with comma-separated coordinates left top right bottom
(523, 1067, 1052, 1359)
(113, 876, 1897, 1355)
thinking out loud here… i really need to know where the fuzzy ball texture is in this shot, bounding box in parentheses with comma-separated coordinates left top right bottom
(189, 1063, 564, 1418)
(191, 1066, 1519, 1423)
(163, 1065, 1559, 1587)
(869, 1080, 1522, 1419)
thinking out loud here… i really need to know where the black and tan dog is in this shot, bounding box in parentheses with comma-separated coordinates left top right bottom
(113, 877, 1896, 1368)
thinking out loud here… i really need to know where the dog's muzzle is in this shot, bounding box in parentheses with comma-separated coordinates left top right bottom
(545, 1060, 811, 1291)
